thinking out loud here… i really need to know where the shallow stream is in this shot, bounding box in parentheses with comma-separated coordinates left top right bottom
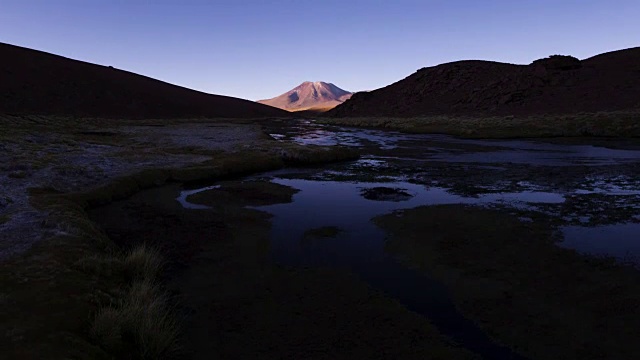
(177, 120, 640, 358)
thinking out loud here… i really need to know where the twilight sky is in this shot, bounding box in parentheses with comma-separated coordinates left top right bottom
(1, 0, 638, 101)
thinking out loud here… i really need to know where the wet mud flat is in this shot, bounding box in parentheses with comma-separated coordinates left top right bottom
(92, 120, 640, 359)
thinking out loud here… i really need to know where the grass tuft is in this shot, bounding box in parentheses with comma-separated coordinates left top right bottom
(91, 280, 180, 359)
(91, 307, 125, 352)
(90, 245, 175, 358)
(123, 244, 164, 282)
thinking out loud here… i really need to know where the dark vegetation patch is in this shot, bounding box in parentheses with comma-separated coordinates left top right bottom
(0, 213, 11, 224)
(360, 187, 413, 202)
(0, 189, 182, 359)
(375, 205, 640, 360)
(319, 111, 640, 139)
(187, 181, 300, 207)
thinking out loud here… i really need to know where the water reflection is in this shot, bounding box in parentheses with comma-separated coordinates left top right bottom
(254, 178, 565, 266)
(561, 224, 640, 266)
(254, 177, 526, 359)
(268, 120, 640, 166)
(175, 185, 220, 210)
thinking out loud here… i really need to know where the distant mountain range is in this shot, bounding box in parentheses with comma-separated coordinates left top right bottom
(329, 47, 640, 117)
(258, 81, 352, 112)
(3, 41, 639, 120)
(0, 42, 288, 119)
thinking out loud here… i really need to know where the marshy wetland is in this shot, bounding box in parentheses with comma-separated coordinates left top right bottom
(89, 119, 640, 359)
(1, 116, 640, 359)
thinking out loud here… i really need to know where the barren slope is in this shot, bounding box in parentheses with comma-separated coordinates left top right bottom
(329, 47, 640, 117)
(0, 42, 289, 118)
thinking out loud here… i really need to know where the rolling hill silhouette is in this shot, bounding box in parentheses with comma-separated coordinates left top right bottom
(258, 81, 352, 112)
(0, 42, 288, 118)
(329, 47, 640, 117)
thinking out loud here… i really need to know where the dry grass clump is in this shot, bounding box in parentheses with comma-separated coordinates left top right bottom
(91, 280, 179, 359)
(89, 244, 176, 359)
(52, 213, 113, 250)
(123, 243, 164, 281)
(30, 193, 116, 250)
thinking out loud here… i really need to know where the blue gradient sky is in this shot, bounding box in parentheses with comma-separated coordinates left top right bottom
(1, 1, 638, 100)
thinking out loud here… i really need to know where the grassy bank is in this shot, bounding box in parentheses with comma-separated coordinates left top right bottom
(375, 205, 640, 359)
(318, 110, 640, 138)
(0, 143, 358, 359)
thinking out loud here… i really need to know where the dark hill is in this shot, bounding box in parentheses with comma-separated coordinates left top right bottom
(0, 42, 288, 118)
(329, 47, 640, 117)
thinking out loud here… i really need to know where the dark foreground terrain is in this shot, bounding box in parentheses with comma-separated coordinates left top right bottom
(4, 42, 639, 360)
(0, 115, 357, 359)
(91, 182, 475, 359)
(89, 120, 640, 359)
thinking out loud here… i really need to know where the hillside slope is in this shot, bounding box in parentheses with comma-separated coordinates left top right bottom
(0, 42, 289, 118)
(329, 47, 640, 117)
(258, 81, 352, 112)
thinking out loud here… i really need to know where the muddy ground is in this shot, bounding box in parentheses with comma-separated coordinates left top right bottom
(91, 182, 475, 359)
(376, 205, 640, 359)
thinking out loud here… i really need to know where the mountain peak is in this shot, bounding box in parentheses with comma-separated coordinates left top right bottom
(258, 81, 352, 112)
